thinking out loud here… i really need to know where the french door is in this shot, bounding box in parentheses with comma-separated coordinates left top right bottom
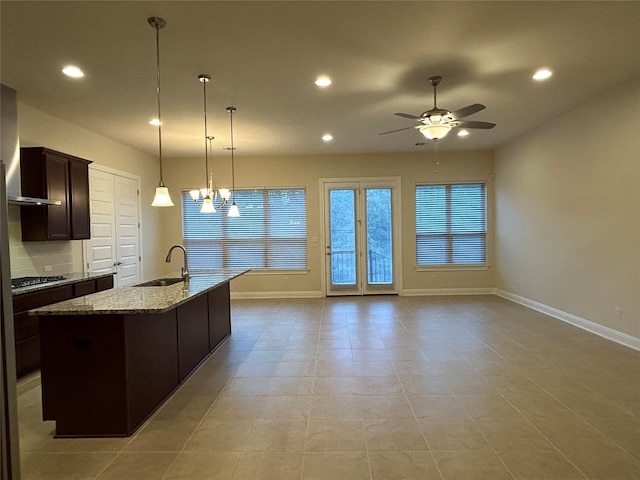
(322, 177, 401, 295)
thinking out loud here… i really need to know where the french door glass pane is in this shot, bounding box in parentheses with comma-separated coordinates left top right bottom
(366, 188, 393, 284)
(329, 189, 356, 285)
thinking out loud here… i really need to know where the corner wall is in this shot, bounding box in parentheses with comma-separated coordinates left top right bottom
(494, 77, 640, 341)
(12, 103, 166, 281)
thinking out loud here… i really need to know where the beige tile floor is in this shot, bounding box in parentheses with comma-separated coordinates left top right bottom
(17, 295, 640, 479)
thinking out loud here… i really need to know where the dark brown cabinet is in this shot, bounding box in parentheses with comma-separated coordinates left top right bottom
(208, 282, 231, 350)
(68, 157, 91, 239)
(20, 147, 92, 241)
(13, 275, 114, 377)
(177, 294, 210, 381)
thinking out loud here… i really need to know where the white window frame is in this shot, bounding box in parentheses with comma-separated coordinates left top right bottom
(181, 187, 308, 272)
(415, 181, 488, 271)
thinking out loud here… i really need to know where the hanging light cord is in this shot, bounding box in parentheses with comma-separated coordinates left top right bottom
(207, 136, 215, 195)
(228, 107, 237, 201)
(202, 77, 209, 192)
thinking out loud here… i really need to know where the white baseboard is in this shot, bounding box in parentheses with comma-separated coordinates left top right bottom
(402, 287, 494, 297)
(231, 290, 324, 300)
(494, 289, 640, 351)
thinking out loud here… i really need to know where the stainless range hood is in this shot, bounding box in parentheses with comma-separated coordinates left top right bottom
(1, 84, 60, 206)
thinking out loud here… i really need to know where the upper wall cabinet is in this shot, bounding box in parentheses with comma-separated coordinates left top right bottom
(20, 147, 92, 241)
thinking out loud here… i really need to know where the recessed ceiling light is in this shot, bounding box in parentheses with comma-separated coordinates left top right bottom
(62, 65, 84, 78)
(532, 68, 552, 81)
(457, 129, 469, 137)
(322, 134, 333, 142)
(315, 76, 332, 87)
(149, 119, 162, 126)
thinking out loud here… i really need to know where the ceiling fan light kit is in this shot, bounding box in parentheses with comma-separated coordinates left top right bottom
(419, 124, 452, 140)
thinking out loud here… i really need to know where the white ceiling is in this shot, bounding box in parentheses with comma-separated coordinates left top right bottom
(2, 1, 639, 158)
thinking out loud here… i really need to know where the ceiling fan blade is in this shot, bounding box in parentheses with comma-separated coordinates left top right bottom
(454, 120, 496, 129)
(450, 103, 485, 120)
(394, 112, 421, 120)
(378, 125, 418, 135)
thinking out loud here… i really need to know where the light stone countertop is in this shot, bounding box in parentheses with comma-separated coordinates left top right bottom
(30, 269, 249, 315)
(11, 271, 114, 295)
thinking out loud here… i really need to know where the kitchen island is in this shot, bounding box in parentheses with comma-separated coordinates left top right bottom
(12, 271, 115, 377)
(30, 269, 248, 437)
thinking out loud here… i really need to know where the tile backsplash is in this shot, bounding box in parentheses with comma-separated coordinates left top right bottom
(8, 205, 83, 278)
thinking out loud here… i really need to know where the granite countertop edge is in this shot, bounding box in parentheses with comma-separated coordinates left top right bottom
(30, 269, 249, 316)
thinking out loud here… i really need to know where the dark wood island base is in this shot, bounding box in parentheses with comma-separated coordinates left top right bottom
(33, 272, 244, 437)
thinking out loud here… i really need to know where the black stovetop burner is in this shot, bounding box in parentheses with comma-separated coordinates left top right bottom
(11, 275, 66, 289)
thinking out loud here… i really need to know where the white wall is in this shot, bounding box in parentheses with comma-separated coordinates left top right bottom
(11, 103, 166, 281)
(494, 77, 640, 340)
(10, 102, 496, 294)
(162, 149, 495, 296)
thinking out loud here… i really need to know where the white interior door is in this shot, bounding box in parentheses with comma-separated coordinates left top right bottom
(322, 177, 401, 296)
(85, 169, 116, 275)
(114, 176, 140, 287)
(84, 166, 141, 287)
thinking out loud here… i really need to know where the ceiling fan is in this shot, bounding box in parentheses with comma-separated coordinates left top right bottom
(379, 76, 496, 140)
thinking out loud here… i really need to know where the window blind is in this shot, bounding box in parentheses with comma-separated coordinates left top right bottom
(415, 183, 486, 266)
(182, 188, 307, 271)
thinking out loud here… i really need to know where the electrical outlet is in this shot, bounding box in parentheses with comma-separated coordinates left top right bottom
(615, 307, 622, 318)
(44, 265, 52, 272)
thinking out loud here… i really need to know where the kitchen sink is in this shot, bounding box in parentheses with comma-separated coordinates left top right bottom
(134, 278, 184, 287)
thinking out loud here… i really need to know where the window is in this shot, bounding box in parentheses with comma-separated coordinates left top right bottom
(182, 188, 307, 271)
(415, 183, 486, 266)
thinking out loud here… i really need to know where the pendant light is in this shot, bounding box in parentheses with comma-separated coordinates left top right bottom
(198, 75, 216, 213)
(149, 16, 174, 207)
(226, 106, 240, 217)
(191, 75, 232, 213)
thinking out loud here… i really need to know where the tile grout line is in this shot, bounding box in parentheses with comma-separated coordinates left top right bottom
(390, 309, 446, 480)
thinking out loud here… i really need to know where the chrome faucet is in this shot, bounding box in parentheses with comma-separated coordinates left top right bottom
(165, 245, 189, 281)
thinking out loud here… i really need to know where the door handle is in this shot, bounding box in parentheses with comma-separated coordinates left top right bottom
(113, 261, 123, 266)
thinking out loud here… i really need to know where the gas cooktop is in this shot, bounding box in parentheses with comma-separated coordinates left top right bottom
(11, 276, 66, 289)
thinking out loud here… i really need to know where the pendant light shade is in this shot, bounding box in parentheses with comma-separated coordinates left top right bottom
(226, 106, 240, 217)
(149, 16, 174, 207)
(228, 203, 240, 217)
(151, 186, 173, 207)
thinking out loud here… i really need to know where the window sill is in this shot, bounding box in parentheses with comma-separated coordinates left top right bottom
(416, 264, 489, 272)
(247, 269, 310, 275)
